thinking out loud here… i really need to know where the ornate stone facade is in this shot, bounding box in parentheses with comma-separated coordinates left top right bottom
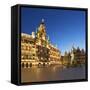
(70, 47, 85, 65)
(62, 47, 85, 66)
(21, 19, 61, 68)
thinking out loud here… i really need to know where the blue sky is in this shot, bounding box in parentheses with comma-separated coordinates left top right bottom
(21, 7, 86, 55)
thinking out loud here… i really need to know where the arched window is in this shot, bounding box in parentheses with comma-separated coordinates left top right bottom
(26, 63, 28, 68)
(22, 63, 24, 68)
(30, 63, 32, 67)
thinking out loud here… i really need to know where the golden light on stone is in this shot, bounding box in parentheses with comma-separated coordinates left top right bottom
(21, 19, 61, 68)
(21, 19, 85, 68)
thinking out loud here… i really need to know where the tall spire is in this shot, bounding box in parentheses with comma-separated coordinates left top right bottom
(36, 19, 46, 40)
(72, 43, 75, 50)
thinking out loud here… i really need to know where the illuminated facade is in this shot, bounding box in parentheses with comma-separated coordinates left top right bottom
(70, 47, 85, 65)
(21, 19, 61, 68)
(62, 47, 85, 66)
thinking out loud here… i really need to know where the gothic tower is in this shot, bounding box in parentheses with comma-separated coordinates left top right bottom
(36, 19, 49, 47)
(36, 19, 49, 62)
(37, 19, 46, 40)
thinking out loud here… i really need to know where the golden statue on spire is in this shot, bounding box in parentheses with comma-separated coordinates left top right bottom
(41, 18, 44, 23)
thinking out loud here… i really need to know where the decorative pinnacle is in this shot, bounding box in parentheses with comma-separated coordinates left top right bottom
(41, 18, 44, 23)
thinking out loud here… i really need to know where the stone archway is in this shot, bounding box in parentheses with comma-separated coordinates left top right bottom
(38, 63, 41, 66)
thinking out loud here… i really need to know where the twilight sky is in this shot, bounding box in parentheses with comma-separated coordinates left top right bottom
(21, 7, 86, 55)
